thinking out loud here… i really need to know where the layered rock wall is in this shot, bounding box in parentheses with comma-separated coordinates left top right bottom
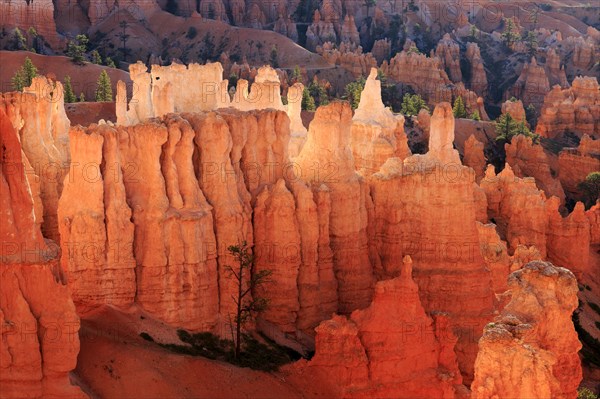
(367, 103, 495, 382)
(0, 102, 84, 399)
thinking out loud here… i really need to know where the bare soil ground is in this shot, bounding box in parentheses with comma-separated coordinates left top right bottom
(74, 305, 336, 399)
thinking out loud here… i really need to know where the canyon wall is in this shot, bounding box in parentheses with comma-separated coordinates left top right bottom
(0, 98, 84, 399)
(1, 59, 594, 396)
(558, 135, 600, 198)
(367, 103, 494, 382)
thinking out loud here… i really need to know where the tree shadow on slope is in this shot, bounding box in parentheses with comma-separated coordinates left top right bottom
(140, 330, 302, 372)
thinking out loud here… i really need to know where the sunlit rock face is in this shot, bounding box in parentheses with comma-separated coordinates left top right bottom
(300, 256, 463, 398)
(2, 52, 594, 398)
(296, 101, 375, 314)
(367, 103, 494, 383)
(471, 261, 582, 399)
(536, 76, 600, 140)
(351, 68, 410, 176)
(0, 99, 84, 399)
(1, 77, 70, 243)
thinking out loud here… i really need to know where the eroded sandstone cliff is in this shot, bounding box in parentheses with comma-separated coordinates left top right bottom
(0, 102, 84, 399)
(299, 257, 463, 398)
(471, 261, 582, 398)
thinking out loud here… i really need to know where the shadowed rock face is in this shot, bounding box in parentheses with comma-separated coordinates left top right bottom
(471, 261, 582, 399)
(505, 134, 566, 205)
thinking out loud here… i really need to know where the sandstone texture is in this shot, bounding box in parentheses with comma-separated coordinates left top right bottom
(505, 134, 566, 204)
(0, 98, 84, 399)
(536, 76, 600, 139)
(302, 257, 462, 398)
(558, 135, 600, 198)
(368, 103, 494, 382)
(1, 76, 70, 243)
(471, 261, 582, 399)
(351, 68, 410, 175)
(463, 135, 486, 182)
(2, 53, 596, 397)
(509, 57, 550, 110)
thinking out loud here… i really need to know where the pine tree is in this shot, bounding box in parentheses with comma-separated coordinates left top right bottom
(470, 110, 481, 121)
(494, 113, 539, 143)
(225, 242, 271, 359)
(95, 70, 113, 102)
(308, 78, 329, 107)
(301, 87, 316, 111)
(228, 73, 239, 92)
(105, 57, 116, 68)
(11, 70, 26, 91)
(501, 18, 521, 48)
(11, 57, 38, 91)
(452, 96, 467, 118)
(63, 75, 77, 103)
(469, 25, 478, 41)
(524, 31, 538, 57)
(22, 57, 38, 84)
(13, 27, 27, 50)
(401, 93, 429, 116)
(344, 76, 366, 110)
(578, 172, 600, 209)
(90, 50, 102, 64)
(525, 104, 537, 128)
(270, 45, 279, 68)
(27, 27, 38, 51)
(118, 21, 130, 62)
(66, 34, 89, 64)
(79, 92, 86, 102)
(22, 58, 37, 82)
(290, 65, 302, 84)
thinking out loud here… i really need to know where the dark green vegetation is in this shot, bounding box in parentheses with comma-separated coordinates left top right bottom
(11, 57, 38, 91)
(578, 172, 600, 209)
(140, 330, 302, 372)
(494, 113, 540, 144)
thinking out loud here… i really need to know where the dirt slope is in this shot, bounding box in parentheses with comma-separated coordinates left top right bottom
(75, 306, 336, 399)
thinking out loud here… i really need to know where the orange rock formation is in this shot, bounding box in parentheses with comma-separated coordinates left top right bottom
(536, 76, 600, 139)
(471, 261, 582, 398)
(302, 257, 463, 398)
(0, 103, 84, 399)
(351, 68, 410, 175)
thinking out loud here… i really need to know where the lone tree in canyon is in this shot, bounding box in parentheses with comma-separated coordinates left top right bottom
(226, 242, 271, 359)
